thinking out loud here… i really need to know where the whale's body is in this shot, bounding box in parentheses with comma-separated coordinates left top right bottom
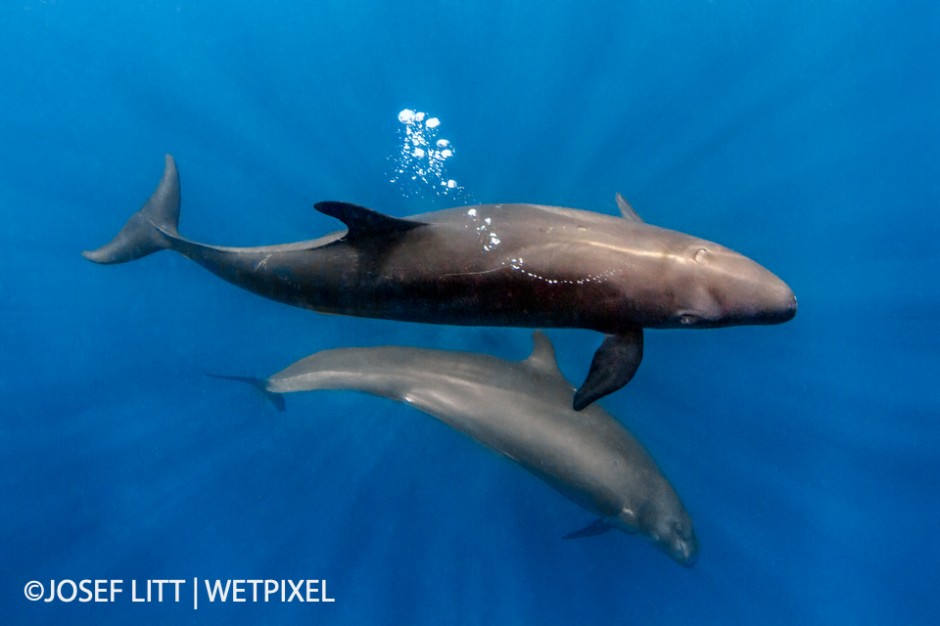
(267, 333, 698, 566)
(84, 155, 796, 408)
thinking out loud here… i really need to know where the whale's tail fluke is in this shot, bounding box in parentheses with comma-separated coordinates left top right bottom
(82, 154, 180, 264)
(206, 373, 287, 412)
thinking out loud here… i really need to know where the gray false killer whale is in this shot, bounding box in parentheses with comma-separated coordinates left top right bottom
(263, 332, 698, 566)
(83, 155, 797, 410)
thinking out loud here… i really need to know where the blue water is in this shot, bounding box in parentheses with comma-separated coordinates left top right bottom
(2, 1, 938, 623)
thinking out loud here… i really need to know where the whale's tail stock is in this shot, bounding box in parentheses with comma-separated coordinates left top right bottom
(82, 154, 180, 264)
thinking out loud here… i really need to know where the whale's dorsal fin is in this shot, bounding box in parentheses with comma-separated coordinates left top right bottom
(523, 331, 565, 379)
(615, 193, 642, 222)
(314, 201, 427, 241)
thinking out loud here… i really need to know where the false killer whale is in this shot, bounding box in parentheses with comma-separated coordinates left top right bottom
(84, 155, 796, 409)
(263, 332, 697, 566)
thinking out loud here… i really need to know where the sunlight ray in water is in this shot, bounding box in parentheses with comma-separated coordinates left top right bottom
(2, 1, 936, 624)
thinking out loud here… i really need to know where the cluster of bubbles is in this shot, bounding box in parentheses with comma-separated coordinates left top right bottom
(465, 207, 502, 252)
(389, 109, 464, 199)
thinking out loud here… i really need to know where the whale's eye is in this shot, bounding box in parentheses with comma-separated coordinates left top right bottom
(679, 313, 699, 325)
(693, 248, 708, 264)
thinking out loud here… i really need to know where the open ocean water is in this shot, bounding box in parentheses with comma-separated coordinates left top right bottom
(2, 1, 938, 624)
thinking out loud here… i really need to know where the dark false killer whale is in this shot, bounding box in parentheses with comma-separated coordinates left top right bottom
(84, 155, 796, 409)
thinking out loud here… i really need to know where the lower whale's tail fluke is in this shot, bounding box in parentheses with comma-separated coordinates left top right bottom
(82, 154, 181, 264)
(206, 373, 287, 412)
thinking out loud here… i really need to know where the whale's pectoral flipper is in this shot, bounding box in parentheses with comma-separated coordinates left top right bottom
(206, 373, 286, 412)
(573, 327, 644, 411)
(314, 202, 427, 242)
(563, 518, 614, 540)
(82, 154, 181, 264)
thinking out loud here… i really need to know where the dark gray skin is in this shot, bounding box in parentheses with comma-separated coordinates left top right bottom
(84, 155, 797, 409)
(266, 332, 698, 566)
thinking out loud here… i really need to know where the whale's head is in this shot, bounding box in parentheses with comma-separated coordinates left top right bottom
(618, 495, 698, 567)
(650, 236, 797, 329)
(645, 508, 699, 567)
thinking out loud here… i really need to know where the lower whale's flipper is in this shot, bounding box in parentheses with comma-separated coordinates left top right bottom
(206, 373, 286, 412)
(82, 154, 180, 264)
(563, 518, 614, 540)
(572, 327, 644, 411)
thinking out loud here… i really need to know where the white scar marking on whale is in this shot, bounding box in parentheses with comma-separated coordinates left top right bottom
(255, 254, 272, 270)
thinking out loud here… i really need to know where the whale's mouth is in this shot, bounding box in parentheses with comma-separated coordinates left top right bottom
(785, 294, 798, 320)
(673, 537, 699, 567)
(677, 311, 705, 326)
(653, 532, 698, 567)
(750, 291, 798, 325)
(674, 286, 797, 328)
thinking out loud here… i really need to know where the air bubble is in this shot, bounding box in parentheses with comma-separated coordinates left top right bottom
(389, 108, 465, 199)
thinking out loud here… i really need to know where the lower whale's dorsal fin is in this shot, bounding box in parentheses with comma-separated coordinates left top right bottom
(314, 201, 427, 241)
(615, 193, 642, 222)
(563, 518, 614, 540)
(572, 327, 644, 411)
(522, 331, 565, 379)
